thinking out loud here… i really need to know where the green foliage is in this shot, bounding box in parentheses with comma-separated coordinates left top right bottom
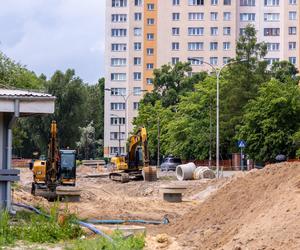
(0, 207, 83, 247)
(0, 51, 44, 89)
(271, 60, 299, 84)
(162, 77, 217, 160)
(66, 232, 145, 250)
(237, 79, 300, 162)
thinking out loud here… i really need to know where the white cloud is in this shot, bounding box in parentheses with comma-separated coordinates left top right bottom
(0, 0, 105, 83)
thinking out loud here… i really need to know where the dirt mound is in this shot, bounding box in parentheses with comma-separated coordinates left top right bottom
(168, 162, 300, 249)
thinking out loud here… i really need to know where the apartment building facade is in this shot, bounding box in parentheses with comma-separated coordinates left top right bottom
(104, 0, 299, 157)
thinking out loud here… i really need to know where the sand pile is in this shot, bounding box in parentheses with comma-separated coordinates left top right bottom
(169, 162, 300, 250)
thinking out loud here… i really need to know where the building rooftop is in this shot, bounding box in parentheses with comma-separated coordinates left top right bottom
(0, 89, 54, 98)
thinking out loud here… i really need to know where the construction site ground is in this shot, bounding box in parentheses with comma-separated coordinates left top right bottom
(13, 162, 300, 250)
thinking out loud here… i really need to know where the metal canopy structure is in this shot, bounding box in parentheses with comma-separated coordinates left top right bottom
(0, 89, 55, 211)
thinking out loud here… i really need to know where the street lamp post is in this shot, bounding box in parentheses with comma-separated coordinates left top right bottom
(188, 57, 242, 178)
(105, 88, 147, 154)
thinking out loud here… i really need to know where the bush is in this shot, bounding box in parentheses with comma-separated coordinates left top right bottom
(66, 231, 145, 250)
(0, 205, 83, 247)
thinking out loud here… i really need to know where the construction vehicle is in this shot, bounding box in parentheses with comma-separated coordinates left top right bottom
(30, 121, 80, 201)
(109, 127, 157, 182)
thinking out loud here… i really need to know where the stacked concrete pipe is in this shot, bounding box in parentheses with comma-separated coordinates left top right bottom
(176, 163, 197, 181)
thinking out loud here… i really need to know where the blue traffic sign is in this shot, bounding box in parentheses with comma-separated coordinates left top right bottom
(238, 140, 246, 148)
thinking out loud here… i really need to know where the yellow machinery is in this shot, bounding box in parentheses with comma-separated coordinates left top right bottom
(30, 121, 80, 201)
(109, 127, 157, 182)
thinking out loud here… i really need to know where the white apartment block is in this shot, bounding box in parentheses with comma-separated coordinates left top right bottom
(104, 0, 299, 157)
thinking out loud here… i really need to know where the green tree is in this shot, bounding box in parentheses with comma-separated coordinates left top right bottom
(271, 60, 299, 84)
(0, 51, 44, 89)
(163, 77, 217, 160)
(237, 79, 300, 162)
(220, 24, 269, 155)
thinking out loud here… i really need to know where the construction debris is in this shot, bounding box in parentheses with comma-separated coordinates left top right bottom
(193, 167, 216, 180)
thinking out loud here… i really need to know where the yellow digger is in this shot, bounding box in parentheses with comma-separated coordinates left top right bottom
(109, 127, 157, 182)
(30, 121, 80, 201)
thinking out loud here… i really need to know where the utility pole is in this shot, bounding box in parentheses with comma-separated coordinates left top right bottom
(157, 116, 160, 168)
(118, 122, 121, 155)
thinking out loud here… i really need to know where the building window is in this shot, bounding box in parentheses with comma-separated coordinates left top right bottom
(211, 0, 218, 5)
(188, 57, 203, 65)
(265, 58, 280, 65)
(110, 117, 125, 125)
(172, 57, 179, 65)
(267, 43, 280, 51)
(289, 42, 296, 50)
(289, 0, 297, 4)
(240, 0, 255, 6)
(111, 14, 127, 22)
(223, 12, 231, 21)
(134, 27, 142, 36)
(264, 0, 279, 6)
(111, 103, 125, 110)
(289, 11, 297, 20)
(289, 57, 296, 65)
(173, 0, 180, 5)
(133, 87, 142, 95)
(111, 43, 127, 52)
(147, 18, 155, 25)
(110, 147, 125, 155)
(223, 27, 231, 35)
(146, 78, 153, 84)
(188, 0, 204, 5)
(134, 0, 142, 6)
(264, 13, 280, 22)
(134, 57, 141, 65)
(111, 29, 127, 37)
(288, 27, 296, 35)
(147, 3, 155, 10)
(111, 58, 126, 66)
(112, 0, 127, 7)
(147, 33, 155, 40)
(133, 72, 142, 80)
(188, 27, 204, 36)
(146, 63, 154, 69)
(224, 0, 231, 5)
(210, 42, 218, 50)
(172, 13, 180, 21)
(111, 88, 126, 96)
(147, 48, 154, 55)
(211, 12, 218, 21)
(264, 28, 280, 36)
(223, 42, 230, 50)
(223, 57, 230, 64)
(172, 42, 180, 50)
(133, 102, 140, 110)
(172, 27, 180, 35)
(240, 13, 255, 21)
(188, 42, 204, 51)
(134, 42, 142, 50)
(188, 12, 204, 20)
(211, 27, 218, 36)
(134, 13, 142, 21)
(210, 57, 218, 65)
(111, 73, 126, 81)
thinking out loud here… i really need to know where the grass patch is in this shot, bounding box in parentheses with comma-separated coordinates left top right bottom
(0, 204, 83, 247)
(66, 231, 145, 250)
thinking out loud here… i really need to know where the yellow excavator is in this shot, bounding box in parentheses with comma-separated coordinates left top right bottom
(30, 121, 81, 201)
(109, 127, 157, 182)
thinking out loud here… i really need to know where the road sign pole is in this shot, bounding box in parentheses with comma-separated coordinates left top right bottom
(241, 147, 243, 171)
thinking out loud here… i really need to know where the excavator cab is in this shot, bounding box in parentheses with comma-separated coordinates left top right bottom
(59, 150, 76, 186)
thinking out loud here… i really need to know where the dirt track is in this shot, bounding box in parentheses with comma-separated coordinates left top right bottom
(13, 162, 300, 249)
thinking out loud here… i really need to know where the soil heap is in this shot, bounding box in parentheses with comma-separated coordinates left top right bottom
(169, 162, 300, 250)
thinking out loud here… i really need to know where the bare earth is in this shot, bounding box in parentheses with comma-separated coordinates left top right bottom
(13, 162, 300, 249)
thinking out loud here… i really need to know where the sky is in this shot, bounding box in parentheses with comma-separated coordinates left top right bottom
(0, 0, 106, 84)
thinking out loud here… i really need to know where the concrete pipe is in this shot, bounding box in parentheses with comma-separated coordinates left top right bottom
(193, 167, 216, 180)
(176, 163, 196, 181)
